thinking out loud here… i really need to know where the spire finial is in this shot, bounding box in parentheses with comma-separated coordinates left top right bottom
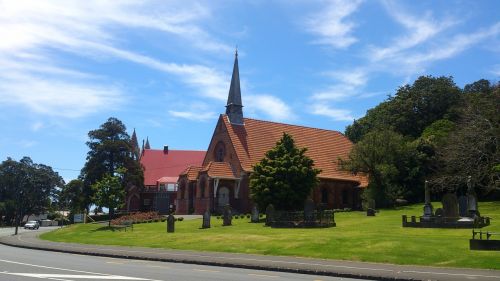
(235, 45, 238, 57)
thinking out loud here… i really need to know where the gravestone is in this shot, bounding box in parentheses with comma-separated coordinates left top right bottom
(442, 193, 459, 218)
(202, 210, 211, 229)
(367, 199, 376, 216)
(265, 204, 275, 226)
(167, 214, 175, 233)
(222, 205, 232, 226)
(304, 199, 315, 222)
(466, 176, 478, 217)
(251, 205, 260, 223)
(422, 180, 434, 219)
(458, 195, 468, 217)
(435, 208, 444, 217)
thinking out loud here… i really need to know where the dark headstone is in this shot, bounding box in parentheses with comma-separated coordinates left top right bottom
(202, 210, 211, 229)
(458, 195, 468, 217)
(265, 204, 275, 226)
(304, 199, 315, 222)
(442, 193, 459, 218)
(251, 205, 259, 223)
(167, 214, 175, 233)
(435, 208, 444, 217)
(222, 205, 232, 226)
(367, 208, 376, 216)
(367, 199, 376, 210)
(466, 175, 479, 217)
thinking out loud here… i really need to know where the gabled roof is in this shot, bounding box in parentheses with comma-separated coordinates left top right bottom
(180, 166, 203, 181)
(201, 161, 237, 179)
(141, 149, 205, 186)
(157, 176, 179, 184)
(221, 115, 368, 187)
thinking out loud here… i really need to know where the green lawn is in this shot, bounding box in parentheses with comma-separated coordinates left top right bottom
(41, 202, 500, 269)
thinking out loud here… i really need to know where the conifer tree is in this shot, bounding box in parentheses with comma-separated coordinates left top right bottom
(250, 133, 320, 211)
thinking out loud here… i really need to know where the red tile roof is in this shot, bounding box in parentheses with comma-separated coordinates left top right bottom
(221, 115, 368, 187)
(141, 149, 206, 186)
(179, 166, 203, 181)
(201, 161, 237, 179)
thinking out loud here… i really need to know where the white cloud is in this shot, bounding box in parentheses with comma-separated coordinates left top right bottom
(304, 0, 363, 49)
(168, 102, 218, 122)
(371, 1, 458, 62)
(168, 110, 218, 122)
(31, 121, 44, 132)
(0, 1, 231, 118)
(245, 94, 295, 122)
(401, 22, 500, 69)
(313, 69, 368, 100)
(310, 104, 354, 121)
(0, 72, 123, 118)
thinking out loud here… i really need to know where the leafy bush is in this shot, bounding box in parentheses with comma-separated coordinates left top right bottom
(110, 211, 161, 225)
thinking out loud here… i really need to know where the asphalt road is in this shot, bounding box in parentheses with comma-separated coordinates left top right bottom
(0, 244, 369, 281)
(0, 227, 60, 237)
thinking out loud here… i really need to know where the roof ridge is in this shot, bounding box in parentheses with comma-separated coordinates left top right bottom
(224, 114, 345, 135)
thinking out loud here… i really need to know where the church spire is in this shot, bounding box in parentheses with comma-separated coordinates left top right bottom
(130, 128, 140, 160)
(145, 137, 150, 150)
(225, 49, 244, 125)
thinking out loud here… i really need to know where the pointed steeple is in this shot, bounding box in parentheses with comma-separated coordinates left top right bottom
(130, 128, 140, 160)
(145, 137, 150, 149)
(225, 49, 244, 125)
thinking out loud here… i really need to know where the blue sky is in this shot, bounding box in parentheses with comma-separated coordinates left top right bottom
(1, 0, 499, 182)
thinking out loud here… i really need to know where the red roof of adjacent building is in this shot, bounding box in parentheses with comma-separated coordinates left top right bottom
(141, 149, 206, 186)
(221, 115, 368, 187)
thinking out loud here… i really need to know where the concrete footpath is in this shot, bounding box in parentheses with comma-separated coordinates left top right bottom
(1, 230, 499, 281)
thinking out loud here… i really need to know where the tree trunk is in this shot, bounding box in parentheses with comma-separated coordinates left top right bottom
(108, 208, 114, 227)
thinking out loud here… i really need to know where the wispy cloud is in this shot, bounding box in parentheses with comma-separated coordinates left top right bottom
(371, 1, 458, 62)
(310, 104, 355, 121)
(245, 94, 295, 122)
(304, 0, 363, 49)
(0, 1, 231, 118)
(312, 69, 368, 101)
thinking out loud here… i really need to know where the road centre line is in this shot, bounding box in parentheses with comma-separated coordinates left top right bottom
(15, 235, 500, 279)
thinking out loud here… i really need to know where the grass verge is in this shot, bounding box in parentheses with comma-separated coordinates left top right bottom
(41, 201, 500, 269)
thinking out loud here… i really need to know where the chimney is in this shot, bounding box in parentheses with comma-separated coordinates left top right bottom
(163, 145, 169, 154)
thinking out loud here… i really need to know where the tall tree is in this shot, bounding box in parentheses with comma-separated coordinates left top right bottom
(250, 133, 321, 211)
(340, 130, 426, 207)
(345, 76, 461, 142)
(432, 83, 500, 195)
(81, 117, 144, 213)
(0, 157, 63, 233)
(92, 173, 125, 226)
(60, 179, 86, 216)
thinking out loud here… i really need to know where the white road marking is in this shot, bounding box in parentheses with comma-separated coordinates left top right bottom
(192, 268, 220, 273)
(3, 273, 150, 280)
(13, 235, 500, 280)
(403, 270, 500, 279)
(0, 259, 164, 281)
(248, 273, 280, 278)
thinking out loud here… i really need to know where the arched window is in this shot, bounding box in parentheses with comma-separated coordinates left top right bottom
(214, 141, 226, 162)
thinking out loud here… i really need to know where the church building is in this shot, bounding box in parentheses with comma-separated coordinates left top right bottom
(176, 52, 368, 214)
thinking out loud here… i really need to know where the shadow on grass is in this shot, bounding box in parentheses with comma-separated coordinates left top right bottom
(92, 226, 115, 232)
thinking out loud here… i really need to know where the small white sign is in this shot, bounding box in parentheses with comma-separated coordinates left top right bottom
(73, 214, 84, 223)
